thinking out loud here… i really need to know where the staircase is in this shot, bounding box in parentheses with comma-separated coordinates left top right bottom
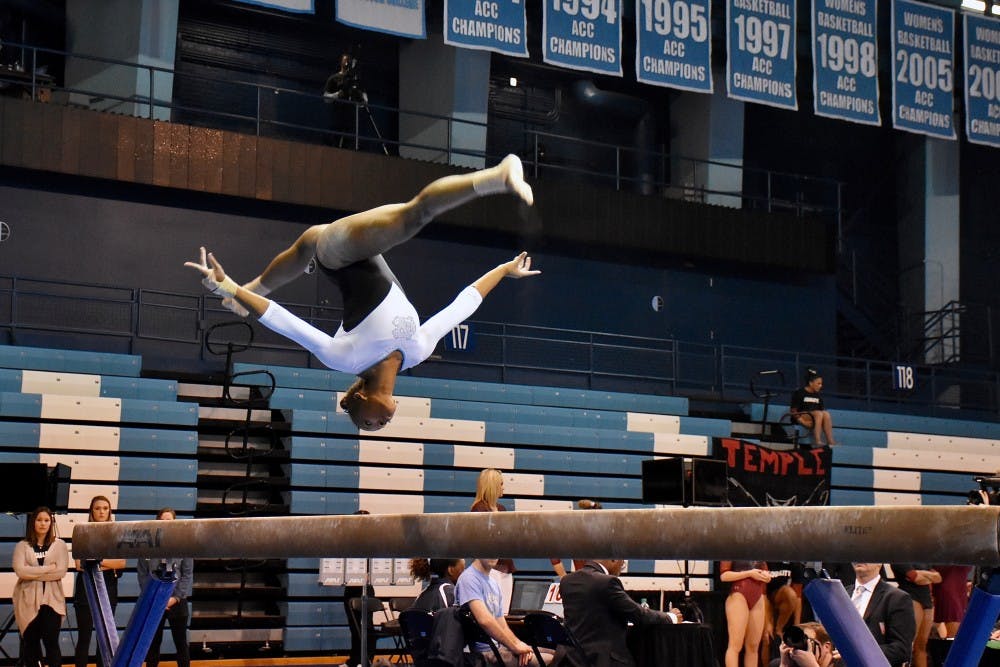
(178, 322, 292, 658)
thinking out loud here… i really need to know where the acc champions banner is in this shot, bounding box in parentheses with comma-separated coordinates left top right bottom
(891, 0, 955, 139)
(445, 0, 529, 57)
(964, 13, 1000, 148)
(714, 438, 830, 508)
(636, 0, 712, 92)
(726, 0, 797, 109)
(544, 0, 622, 76)
(811, 0, 879, 125)
(234, 0, 314, 11)
(337, 0, 425, 37)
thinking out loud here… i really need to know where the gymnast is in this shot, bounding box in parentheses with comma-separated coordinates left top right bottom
(186, 154, 539, 432)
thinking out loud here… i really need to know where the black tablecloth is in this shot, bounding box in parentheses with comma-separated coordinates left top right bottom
(628, 622, 718, 667)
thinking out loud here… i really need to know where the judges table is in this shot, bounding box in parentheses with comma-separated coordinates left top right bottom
(627, 622, 718, 667)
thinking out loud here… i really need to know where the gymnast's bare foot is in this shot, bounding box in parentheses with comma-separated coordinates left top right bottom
(498, 154, 533, 206)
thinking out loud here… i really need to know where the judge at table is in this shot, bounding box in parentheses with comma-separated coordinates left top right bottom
(560, 559, 681, 667)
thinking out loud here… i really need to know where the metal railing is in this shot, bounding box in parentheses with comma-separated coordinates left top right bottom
(1, 275, 998, 418)
(1, 42, 842, 221)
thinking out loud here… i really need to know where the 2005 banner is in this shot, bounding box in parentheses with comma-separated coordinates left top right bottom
(812, 0, 880, 125)
(891, 0, 955, 139)
(727, 0, 797, 109)
(636, 0, 713, 93)
(964, 13, 1000, 148)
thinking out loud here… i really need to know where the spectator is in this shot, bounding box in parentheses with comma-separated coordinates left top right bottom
(848, 562, 915, 667)
(136, 508, 192, 667)
(560, 558, 680, 667)
(932, 564, 973, 638)
(550, 499, 603, 578)
(889, 563, 940, 667)
(13, 506, 68, 667)
(74, 496, 127, 667)
(410, 558, 465, 612)
(455, 558, 551, 665)
(471, 469, 516, 614)
(790, 369, 837, 446)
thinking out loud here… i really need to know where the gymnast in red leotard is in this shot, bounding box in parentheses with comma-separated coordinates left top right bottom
(720, 560, 772, 667)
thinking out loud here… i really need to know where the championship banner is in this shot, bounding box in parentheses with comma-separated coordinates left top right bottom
(811, 0, 880, 125)
(444, 0, 529, 57)
(636, 0, 713, 92)
(964, 13, 1000, 148)
(891, 0, 955, 139)
(714, 438, 830, 508)
(726, 0, 797, 109)
(233, 0, 314, 11)
(337, 0, 425, 37)
(544, 0, 623, 76)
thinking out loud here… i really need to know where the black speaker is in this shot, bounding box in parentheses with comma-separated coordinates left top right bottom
(0, 463, 71, 513)
(642, 458, 728, 507)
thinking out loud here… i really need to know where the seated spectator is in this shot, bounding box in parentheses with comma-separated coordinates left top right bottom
(776, 622, 844, 667)
(455, 557, 552, 665)
(559, 559, 680, 667)
(410, 558, 465, 612)
(790, 369, 836, 446)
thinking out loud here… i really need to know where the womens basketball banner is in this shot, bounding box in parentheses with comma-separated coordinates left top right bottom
(726, 0, 797, 109)
(444, 0, 529, 57)
(964, 13, 1000, 148)
(544, 0, 623, 76)
(234, 0, 314, 11)
(337, 0, 425, 37)
(811, 0, 880, 125)
(635, 0, 713, 92)
(890, 0, 955, 139)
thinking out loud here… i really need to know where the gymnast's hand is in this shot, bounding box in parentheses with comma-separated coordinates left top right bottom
(184, 246, 239, 299)
(503, 251, 541, 279)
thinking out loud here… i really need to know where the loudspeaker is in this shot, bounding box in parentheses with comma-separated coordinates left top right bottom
(0, 463, 71, 513)
(642, 457, 728, 507)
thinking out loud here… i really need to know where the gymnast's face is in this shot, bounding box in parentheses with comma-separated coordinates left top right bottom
(342, 389, 397, 431)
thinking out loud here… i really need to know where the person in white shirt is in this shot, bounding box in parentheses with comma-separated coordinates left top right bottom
(186, 155, 539, 432)
(848, 563, 915, 667)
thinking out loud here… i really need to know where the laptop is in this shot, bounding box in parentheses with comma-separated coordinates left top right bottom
(507, 580, 558, 619)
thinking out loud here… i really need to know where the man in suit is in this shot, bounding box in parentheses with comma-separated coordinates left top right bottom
(849, 562, 916, 667)
(559, 560, 681, 667)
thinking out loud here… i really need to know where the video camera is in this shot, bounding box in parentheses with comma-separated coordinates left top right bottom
(323, 53, 365, 104)
(968, 475, 1000, 505)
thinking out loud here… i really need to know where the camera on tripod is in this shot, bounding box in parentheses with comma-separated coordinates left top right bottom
(968, 475, 1000, 505)
(323, 53, 366, 104)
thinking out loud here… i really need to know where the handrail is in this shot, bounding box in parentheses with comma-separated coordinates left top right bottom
(1, 41, 843, 221)
(1, 275, 998, 418)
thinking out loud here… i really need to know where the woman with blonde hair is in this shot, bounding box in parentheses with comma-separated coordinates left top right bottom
(470, 469, 515, 613)
(74, 496, 127, 667)
(13, 506, 69, 667)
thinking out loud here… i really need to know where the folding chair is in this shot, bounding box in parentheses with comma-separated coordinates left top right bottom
(349, 596, 406, 664)
(458, 603, 507, 666)
(523, 611, 589, 666)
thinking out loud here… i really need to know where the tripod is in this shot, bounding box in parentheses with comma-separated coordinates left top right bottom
(324, 75, 389, 156)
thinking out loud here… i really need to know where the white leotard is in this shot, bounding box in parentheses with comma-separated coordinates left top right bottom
(257, 283, 483, 374)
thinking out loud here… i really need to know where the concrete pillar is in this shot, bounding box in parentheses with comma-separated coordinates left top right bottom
(669, 70, 745, 208)
(65, 0, 178, 120)
(398, 38, 490, 168)
(897, 135, 960, 365)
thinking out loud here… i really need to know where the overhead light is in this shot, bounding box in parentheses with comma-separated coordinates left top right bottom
(993, 3, 1000, 13)
(962, 0, 986, 10)
(509, 77, 518, 87)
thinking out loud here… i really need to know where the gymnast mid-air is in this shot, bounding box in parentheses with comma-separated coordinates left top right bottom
(186, 154, 539, 432)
